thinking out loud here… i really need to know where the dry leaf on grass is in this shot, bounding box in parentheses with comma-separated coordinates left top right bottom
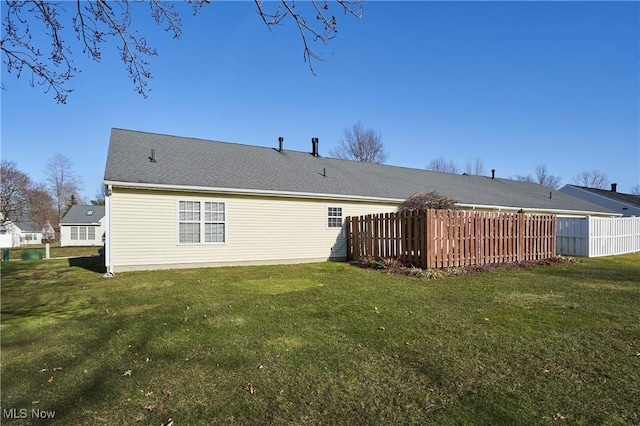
(246, 383, 255, 394)
(123, 370, 132, 377)
(553, 413, 567, 421)
(162, 389, 172, 397)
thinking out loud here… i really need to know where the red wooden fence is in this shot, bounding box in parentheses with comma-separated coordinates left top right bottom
(346, 209, 556, 268)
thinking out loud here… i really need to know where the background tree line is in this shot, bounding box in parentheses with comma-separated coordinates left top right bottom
(330, 121, 638, 194)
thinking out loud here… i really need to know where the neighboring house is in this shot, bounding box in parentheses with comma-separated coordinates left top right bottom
(103, 129, 617, 273)
(0, 221, 42, 247)
(14, 220, 44, 245)
(60, 205, 106, 247)
(0, 222, 23, 248)
(559, 184, 640, 217)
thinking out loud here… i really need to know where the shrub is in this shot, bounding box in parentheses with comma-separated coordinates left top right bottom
(397, 191, 459, 212)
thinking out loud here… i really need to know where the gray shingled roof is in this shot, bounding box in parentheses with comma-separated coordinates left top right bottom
(104, 128, 616, 215)
(61, 205, 105, 224)
(566, 185, 640, 208)
(14, 220, 40, 232)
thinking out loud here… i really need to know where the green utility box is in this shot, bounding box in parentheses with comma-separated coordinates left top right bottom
(2, 248, 9, 262)
(21, 250, 43, 260)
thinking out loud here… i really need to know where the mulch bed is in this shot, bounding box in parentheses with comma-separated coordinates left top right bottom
(355, 256, 577, 279)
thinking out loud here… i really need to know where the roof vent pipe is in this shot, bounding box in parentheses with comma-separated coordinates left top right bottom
(491, 169, 495, 180)
(311, 137, 319, 157)
(611, 183, 617, 192)
(278, 136, 284, 153)
(149, 149, 157, 163)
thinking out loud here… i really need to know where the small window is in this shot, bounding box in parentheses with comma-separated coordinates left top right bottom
(86, 210, 94, 216)
(327, 207, 343, 228)
(71, 226, 79, 240)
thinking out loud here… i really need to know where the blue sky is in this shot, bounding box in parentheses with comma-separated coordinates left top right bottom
(2, 1, 639, 200)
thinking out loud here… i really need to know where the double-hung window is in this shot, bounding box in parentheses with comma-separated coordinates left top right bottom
(327, 206, 343, 228)
(178, 200, 226, 244)
(70, 226, 97, 241)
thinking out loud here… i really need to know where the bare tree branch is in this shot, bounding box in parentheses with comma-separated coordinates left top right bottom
(2, 0, 207, 102)
(2, 1, 76, 102)
(464, 157, 485, 175)
(254, 0, 363, 75)
(3, 0, 361, 101)
(426, 157, 460, 174)
(330, 121, 386, 163)
(45, 153, 83, 223)
(573, 169, 609, 189)
(0, 160, 31, 224)
(533, 164, 561, 189)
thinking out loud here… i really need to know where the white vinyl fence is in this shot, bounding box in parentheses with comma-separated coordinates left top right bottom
(557, 216, 640, 257)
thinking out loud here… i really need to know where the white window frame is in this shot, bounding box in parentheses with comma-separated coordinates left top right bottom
(177, 199, 227, 245)
(70, 225, 97, 241)
(327, 206, 343, 229)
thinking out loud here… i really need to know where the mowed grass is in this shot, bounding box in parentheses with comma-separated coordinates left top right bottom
(4, 244, 100, 261)
(1, 255, 639, 425)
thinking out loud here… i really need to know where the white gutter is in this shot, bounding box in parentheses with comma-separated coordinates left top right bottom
(103, 180, 405, 204)
(456, 203, 621, 218)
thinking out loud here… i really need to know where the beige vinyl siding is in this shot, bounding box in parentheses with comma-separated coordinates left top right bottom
(109, 188, 397, 271)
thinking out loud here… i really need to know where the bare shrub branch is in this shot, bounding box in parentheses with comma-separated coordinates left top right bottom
(397, 192, 459, 212)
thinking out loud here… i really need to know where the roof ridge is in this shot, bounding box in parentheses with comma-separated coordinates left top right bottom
(110, 128, 492, 179)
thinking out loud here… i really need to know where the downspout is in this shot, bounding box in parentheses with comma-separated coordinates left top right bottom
(104, 184, 115, 276)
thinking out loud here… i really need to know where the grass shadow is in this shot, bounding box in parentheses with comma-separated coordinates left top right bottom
(68, 256, 106, 274)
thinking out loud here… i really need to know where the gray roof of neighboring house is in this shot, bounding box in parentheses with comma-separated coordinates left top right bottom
(60, 205, 105, 225)
(14, 220, 40, 232)
(564, 185, 640, 208)
(104, 128, 616, 215)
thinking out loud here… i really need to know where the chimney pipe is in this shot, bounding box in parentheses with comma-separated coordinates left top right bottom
(149, 149, 157, 163)
(491, 169, 495, 180)
(278, 136, 284, 153)
(311, 137, 319, 157)
(611, 183, 617, 192)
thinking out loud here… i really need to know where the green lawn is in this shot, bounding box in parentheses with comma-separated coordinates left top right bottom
(1, 255, 639, 425)
(3, 244, 101, 261)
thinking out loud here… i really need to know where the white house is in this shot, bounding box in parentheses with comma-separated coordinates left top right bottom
(0, 221, 43, 247)
(60, 205, 106, 247)
(559, 184, 640, 217)
(103, 129, 616, 273)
